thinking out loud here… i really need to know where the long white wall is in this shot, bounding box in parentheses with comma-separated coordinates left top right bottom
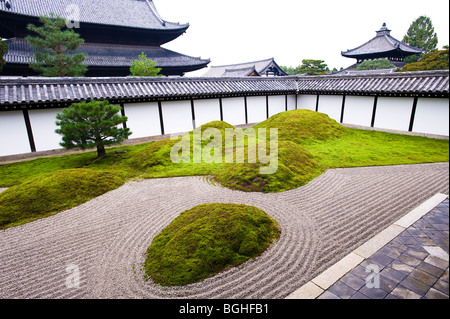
(0, 93, 448, 157)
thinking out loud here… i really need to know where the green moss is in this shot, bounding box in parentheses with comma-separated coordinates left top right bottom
(144, 203, 280, 286)
(0, 168, 124, 229)
(254, 109, 347, 144)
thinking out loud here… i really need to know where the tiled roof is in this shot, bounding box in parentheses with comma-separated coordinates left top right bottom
(296, 70, 449, 95)
(202, 58, 288, 77)
(0, 77, 297, 107)
(4, 38, 210, 68)
(0, 71, 448, 108)
(342, 23, 423, 58)
(0, 0, 187, 31)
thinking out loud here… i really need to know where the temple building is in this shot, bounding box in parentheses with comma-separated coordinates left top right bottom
(340, 23, 423, 72)
(0, 0, 210, 76)
(202, 58, 288, 77)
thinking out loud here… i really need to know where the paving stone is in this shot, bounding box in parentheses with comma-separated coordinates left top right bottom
(424, 255, 448, 270)
(423, 246, 449, 261)
(409, 268, 439, 286)
(400, 276, 431, 296)
(390, 286, 422, 299)
(404, 248, 428, 260)
(440, 268, 449, 283)
(348, 265, 371, 280)
(390, 260, 414, 275)
(317, 290, 340, 299)
(423, 287, 449, 299)
(378, 245, 404, 259)
(378, 275, 397, 293)
(359, 285, 389, 299)
(340, 272, 366, 291)
(327, 281, 357, 299)
(416, 261, 446, 278)
(369, 252, 394, 267)
(397, 253, 422, 267)
(351, 291, 370, 299)
(432, 278, 449, 295)
(380, 267, 408, 284)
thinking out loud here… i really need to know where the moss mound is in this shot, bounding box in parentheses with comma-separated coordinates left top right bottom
(254, 109, 347, 144)
(0, 169, 124, 229)
(144, 203, 280, 286)
(216, 140, 320, 192)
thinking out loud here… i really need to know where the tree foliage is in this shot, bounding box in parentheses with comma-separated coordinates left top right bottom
(55, 100, 132, 159)
(402, 16, 438, 63)
(26, 13, 87, 77)
(296, 59, 328, 75)
(355, 58, 395, 71)
(399, 48, 449, 72)
(0, 38, 8, 73)
(130, 52, 162, 76)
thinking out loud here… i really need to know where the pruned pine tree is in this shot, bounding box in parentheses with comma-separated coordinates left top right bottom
(55, 101, 132, 159)
(26, 13, 87, 77)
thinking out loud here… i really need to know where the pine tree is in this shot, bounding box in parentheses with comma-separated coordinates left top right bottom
(26, 13, 87, 77)
(55, 101, 132, 159)
(0, 38, 7, 73)
(130, 52, 162, 77)
(403, 16, 438, 63)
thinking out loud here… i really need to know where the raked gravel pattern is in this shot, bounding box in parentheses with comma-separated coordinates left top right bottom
(0, 163, 448, 299)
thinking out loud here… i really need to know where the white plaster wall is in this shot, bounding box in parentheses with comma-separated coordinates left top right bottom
(413, 98, 449, 136)
(161, 100, 193, 134)
(342, 96, 375, 127)
(373, 97, 414, 132)
(0, 111, 31, 156)
(317, 95, 343, 122)
(222, 97, 246, 126)
(297, 94, 317, 111)
(287, 95, 296, 111)
(124, 102, 161, 139)
(29, 108, 63, 152)
(268, 95, 285, 117)
(193, 99, 221, 128)
(246, 96, 267, 124)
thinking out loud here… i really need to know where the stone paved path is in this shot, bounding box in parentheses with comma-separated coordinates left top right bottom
(318, 198, 449, 299)
(0, 163, 448, 299)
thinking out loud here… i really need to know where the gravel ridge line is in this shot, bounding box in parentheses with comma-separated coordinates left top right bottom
(0, 163, 448, 299)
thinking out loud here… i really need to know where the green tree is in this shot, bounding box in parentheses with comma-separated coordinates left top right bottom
(130, 52, 162, 76)
(399, 47, 449, 72)
(0, 38, 8, 73)
(26, 13, 87, 77)
(55, 101, 132, 159)
(296, 59, 328, 75)
(355, 58, 396, 70)
(403, 16, 438, 63)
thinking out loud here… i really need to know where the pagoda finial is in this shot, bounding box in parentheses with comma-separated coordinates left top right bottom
(376, 23, 391, 36)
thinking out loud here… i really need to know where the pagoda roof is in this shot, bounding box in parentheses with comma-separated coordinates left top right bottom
(0, 0, 188, 31)
(203, 58, 288, 77)
(342, 23, 423, 60)
(3, 38, 210, 76)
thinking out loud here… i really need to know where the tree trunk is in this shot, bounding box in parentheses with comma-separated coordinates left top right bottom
(96, 144, 106, 159)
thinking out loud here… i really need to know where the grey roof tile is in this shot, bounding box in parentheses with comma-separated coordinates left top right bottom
(0, 0, 186, 31)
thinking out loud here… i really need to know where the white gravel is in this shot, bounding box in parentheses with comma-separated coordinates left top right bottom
(0, 163, 448, 299)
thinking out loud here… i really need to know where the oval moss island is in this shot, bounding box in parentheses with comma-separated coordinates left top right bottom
(144, 203, 281, 286)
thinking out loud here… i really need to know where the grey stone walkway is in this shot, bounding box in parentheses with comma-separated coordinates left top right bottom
(319, 198, 449, 299)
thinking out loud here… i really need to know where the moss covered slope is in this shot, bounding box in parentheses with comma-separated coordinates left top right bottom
(144, 203, 280, 286)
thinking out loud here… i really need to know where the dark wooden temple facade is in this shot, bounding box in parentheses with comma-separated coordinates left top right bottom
(0, 0, 210, 76)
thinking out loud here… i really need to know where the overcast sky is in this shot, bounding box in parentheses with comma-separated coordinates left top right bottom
(155, 0, 449, 76)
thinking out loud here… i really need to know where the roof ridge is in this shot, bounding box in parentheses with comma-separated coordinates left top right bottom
(211, 58, 274, 68)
